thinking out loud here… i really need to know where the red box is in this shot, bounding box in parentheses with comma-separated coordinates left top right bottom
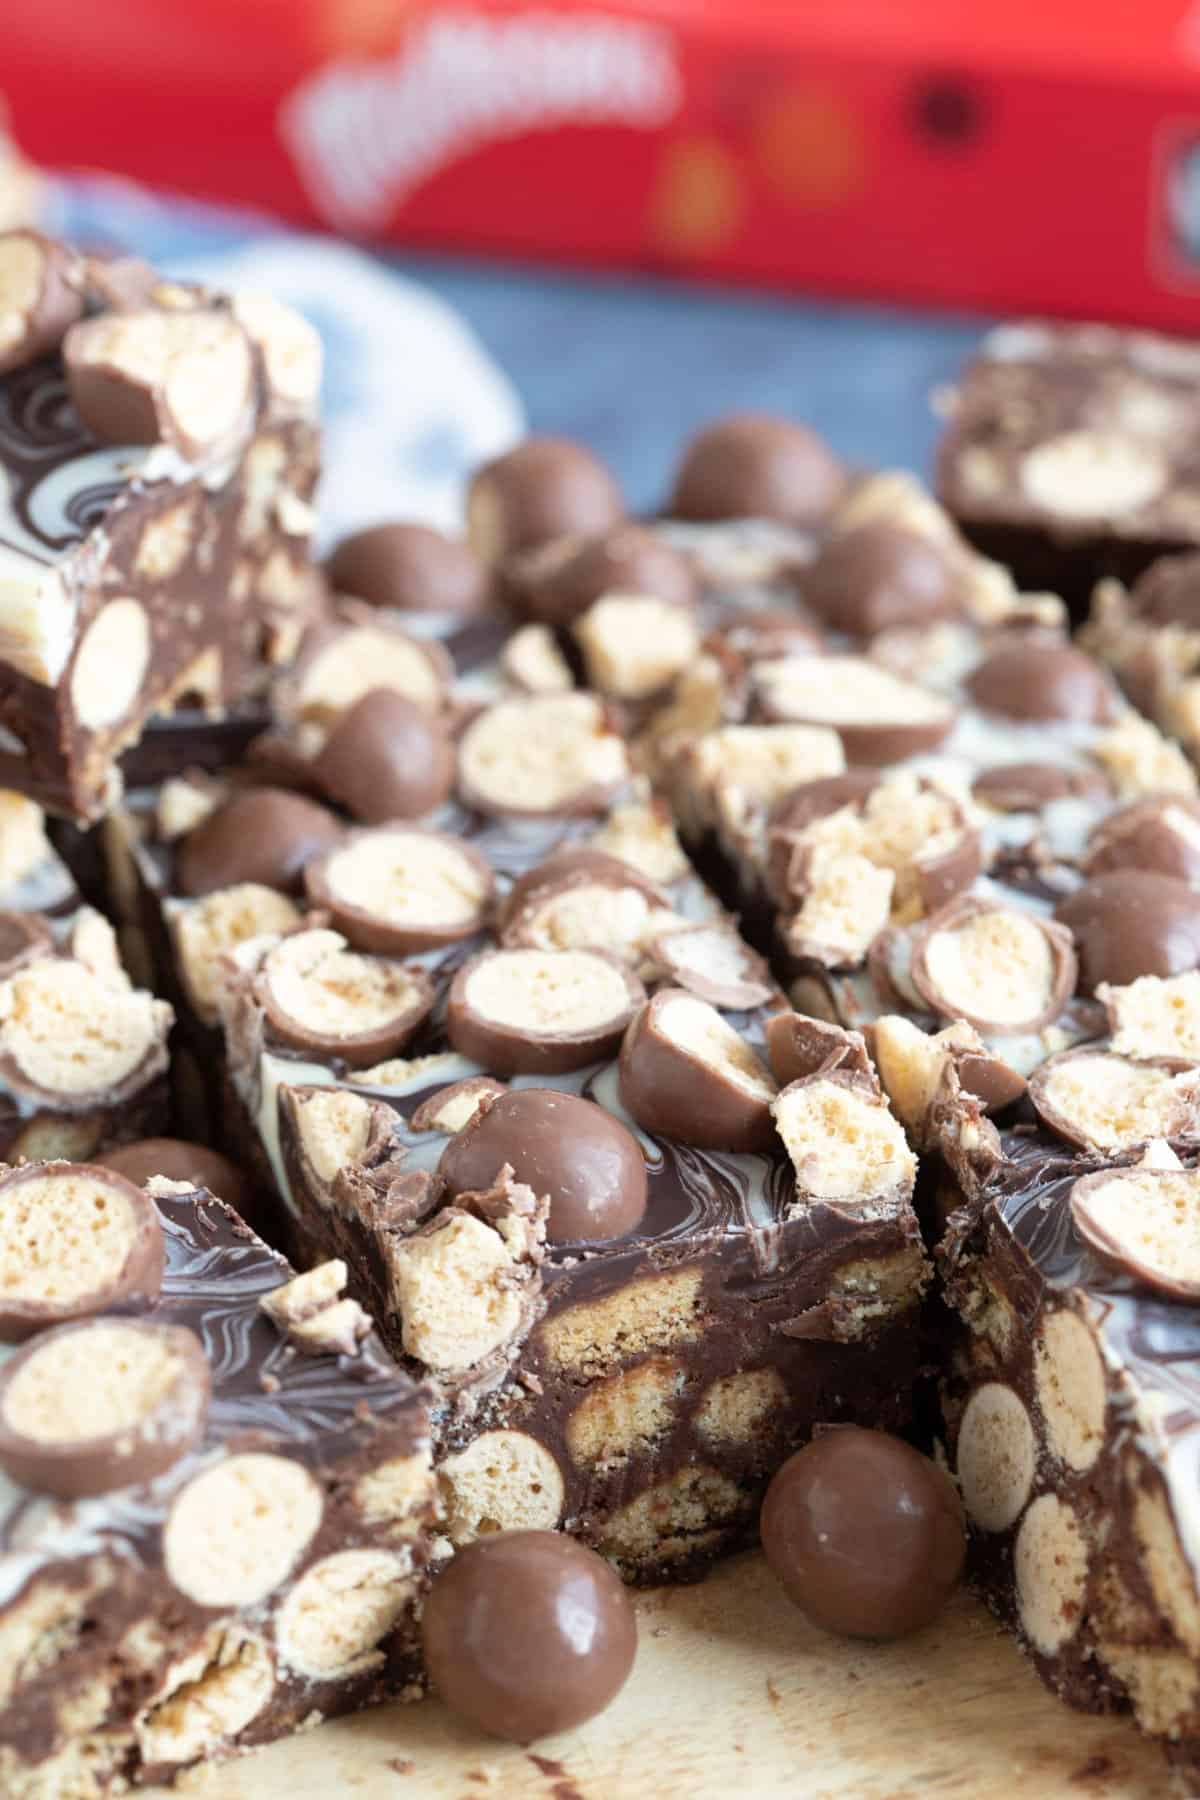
(7, 0, 1200, 329)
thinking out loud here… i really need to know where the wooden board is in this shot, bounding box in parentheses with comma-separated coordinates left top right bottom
(169, 1554, 1172, 1800)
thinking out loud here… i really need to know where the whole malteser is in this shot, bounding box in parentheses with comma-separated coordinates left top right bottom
(98, 1138, 252, 1217)
(1132, 551, 1200, 630)
(760, 1428, 966, 1640)
(325, 522, 490, 616)
(1084, 796, 1200, 885)
(1055, 870, 1200, 994)
(670, 414, 847, 527)
(804, 522, 964, 637)
(422, 1530, 637, 1742)
(467, 437, 624, 563)
(437, 1088, 647, 1242)
(176, 787, 342, 897)
(972, 762, 1112, 814)
(311, 689, 456, 824)
(965, 636, 1117, 724)
(518, 522, 697, 626)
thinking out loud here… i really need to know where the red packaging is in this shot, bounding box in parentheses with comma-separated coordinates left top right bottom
(7, 0, 1200, 329)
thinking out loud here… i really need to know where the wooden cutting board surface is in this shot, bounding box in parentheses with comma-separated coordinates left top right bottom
(169, 1553, 1171, 1800)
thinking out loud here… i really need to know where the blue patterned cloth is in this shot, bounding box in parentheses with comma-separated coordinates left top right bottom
(54, 177, 993, 529)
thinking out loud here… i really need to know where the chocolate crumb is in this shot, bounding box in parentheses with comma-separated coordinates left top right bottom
(765, 1676, 782, 1707)
(387, 1758, 415, 1776)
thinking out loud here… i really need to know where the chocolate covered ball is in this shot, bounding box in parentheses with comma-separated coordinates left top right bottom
(805, 522, 963, 637)
(1055, 870, 1200, 993)
(422, 1530, 637, 1742)
(326, 522, 490, 616)
(972, 761, 1112, 814)
(97, 1139, 252, 1217)
(438, 1088, 647, 1242)
(312, 689, 456, 824)
(467, 437, 623, 563)
(769, 770, 880, 835)
(1132, 551, 1200, 629)
(515, 522, 696, 626)
(965, 638, 1116, 724)
(760, 1428, 965, 1639)
(175, 787, 342, 897)
(1084, 795, 1200, 884)
(670, 414, 847, 527)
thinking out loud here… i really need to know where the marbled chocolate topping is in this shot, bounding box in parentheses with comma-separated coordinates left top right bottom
(0, 355, 144, 564)
(0, 1183, 428, 1601)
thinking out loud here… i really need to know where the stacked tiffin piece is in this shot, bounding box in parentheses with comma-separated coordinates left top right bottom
(6, 232, 1200, 1792)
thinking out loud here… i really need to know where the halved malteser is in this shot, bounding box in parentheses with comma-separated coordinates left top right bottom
(409, 1076, 508, 1135)
(869, 1015, 1025, 1144)
(574, 594, 701, 700)
(1070, 1165, 1200, 1300)
(0, 1317, 210, 1498)
(499, 848, 678, 966)
(447, 947, 645, 1076)
(456, 692, 629, 818)
(752, 654, 956, 764)
(782, 847, 895, 970)
(588, 801, 690, 885)
(0, 1160, 164, 1342)
(1099, 971, 1200, 1064)
(909, 896, 1076, 1036)
(258, 928, 436, 1067)
(1029, 1048, 1200, 1152)
(64, 306, 255, 461)
(766, 1012, 874, 1087)
(770, 1071, 917, 1210)
(0, 957, 172, 1107)
(305, 827, 494, 956)
(172, 883, 303, 1026)
(768, 773, 982, 923)
(277, 603, 452, 728)
(618, 988, 778, 1151)
(649, 923, 774, 1011)
(0, 231, 83, 375)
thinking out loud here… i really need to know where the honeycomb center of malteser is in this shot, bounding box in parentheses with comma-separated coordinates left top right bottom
(4, 1323, 182, 1442)
(327, 836, 486, 925)
(922, 910, 1053, 1025)
(466, 951, 631, 1031)
(0, 1174, 135, 1301)
(465, 697, 626, 804)
(2, 961, 154, 1093)
(1041, 1056, 1181, 1149)
(527, 886, 672, 958)
(774, 1082, 914, 1203)
(271, 942, 421, 1033)
(659, 993, 775, 1095)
